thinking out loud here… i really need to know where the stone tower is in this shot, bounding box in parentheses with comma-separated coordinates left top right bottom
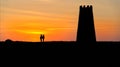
(77, 5, 96, 45)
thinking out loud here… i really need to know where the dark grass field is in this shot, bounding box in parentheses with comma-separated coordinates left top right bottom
(0, 41, 120, 48)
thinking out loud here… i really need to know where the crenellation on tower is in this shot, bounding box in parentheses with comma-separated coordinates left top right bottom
(80, 5, 93, 8)
(87, 5, 90, 8)
(80, 6, 82, 9)
(89, 5, 92, 8)
(83, 5, 86, 8)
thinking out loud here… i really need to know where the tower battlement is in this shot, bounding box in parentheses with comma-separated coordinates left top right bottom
(80, 5, 92, 9)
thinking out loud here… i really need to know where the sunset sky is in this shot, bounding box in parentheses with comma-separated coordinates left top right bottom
(0, 0, 120, 42)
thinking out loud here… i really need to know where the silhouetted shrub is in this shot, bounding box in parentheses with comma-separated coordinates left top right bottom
(5, 39, 13, 44)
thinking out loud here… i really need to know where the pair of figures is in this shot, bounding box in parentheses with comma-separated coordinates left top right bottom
(40, 34, 45, 42)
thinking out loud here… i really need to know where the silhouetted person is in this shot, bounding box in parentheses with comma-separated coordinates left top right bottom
(40, 34, 45, 42)
(42, 34, 45, 42)
(40, 34, 43, 42)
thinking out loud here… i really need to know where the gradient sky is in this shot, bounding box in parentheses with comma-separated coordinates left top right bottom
(0, 0, 120, 42)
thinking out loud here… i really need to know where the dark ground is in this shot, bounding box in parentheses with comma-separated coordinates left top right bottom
(1, 41, 120, 66)
(0, 41, 120, 48)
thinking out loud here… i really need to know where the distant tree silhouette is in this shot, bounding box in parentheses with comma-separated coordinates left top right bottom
(5, 39, 13, 45)
(5, 39, 12, 42)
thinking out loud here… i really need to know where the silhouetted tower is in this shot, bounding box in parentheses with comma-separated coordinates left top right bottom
(77, 5, 96, 45)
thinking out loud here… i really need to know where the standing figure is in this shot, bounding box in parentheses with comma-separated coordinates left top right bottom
(43, 34, 45, 42)
(40, 34, 45, 42)
(40, 34, 43, 42)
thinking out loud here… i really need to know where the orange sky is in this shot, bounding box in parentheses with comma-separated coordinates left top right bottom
(0, 0, 120, 42)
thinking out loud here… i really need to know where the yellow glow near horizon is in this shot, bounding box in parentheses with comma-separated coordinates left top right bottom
(16, 30, 46, 34)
